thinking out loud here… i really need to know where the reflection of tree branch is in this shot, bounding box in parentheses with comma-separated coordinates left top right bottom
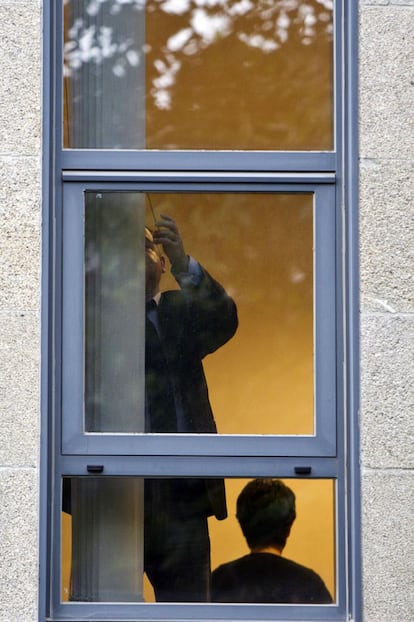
(64, 0, 333, 109)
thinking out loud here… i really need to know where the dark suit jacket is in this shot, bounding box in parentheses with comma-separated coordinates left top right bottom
(156, 265, 238, 431)
(64, 266, 237, 521)
(151, 264, 238, 520)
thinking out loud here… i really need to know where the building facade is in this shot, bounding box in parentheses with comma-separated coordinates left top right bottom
(0, 1, 412, 621)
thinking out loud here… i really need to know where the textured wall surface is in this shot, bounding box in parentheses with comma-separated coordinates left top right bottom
(0, 1, 413, 622)
(0, 1, 41, 621)
(359, 2, 414, 621)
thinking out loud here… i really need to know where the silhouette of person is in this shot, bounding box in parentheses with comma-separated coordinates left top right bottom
(144, 215, 238, 601)
(211, 478, 333, 604)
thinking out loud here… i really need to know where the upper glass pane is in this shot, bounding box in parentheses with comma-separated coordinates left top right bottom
(63, 0, 334, 150)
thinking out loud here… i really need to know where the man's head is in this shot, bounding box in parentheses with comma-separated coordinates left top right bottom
(236, 479, 296, 552)
(145, 227, 165, 301)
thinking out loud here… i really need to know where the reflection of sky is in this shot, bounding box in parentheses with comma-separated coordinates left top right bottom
(64, 0, 333, 108)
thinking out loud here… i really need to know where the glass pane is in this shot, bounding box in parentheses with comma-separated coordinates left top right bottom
(85, 192, 314, 435)
(63, 0, 334, 150)
(62, 477, 336, 603)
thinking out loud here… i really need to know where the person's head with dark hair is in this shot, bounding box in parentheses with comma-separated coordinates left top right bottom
(236, 479, 296, 553)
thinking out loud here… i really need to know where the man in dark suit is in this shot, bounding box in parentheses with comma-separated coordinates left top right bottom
(144, 215, 238, 602)
(211, 479, 333, 604)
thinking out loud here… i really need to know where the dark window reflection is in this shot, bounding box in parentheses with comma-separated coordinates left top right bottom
(61, 477, 336, 603)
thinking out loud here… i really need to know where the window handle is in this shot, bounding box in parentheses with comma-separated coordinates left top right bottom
(294, 466, 312, 475)
(87, 464, 104, 474)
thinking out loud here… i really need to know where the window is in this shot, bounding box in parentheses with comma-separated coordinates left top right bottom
(41, 1, 360, 621)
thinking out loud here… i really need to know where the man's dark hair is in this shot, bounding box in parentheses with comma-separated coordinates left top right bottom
(236, 479, 296, 550)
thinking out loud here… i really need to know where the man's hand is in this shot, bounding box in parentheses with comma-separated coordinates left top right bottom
(153, 214, 189, 274)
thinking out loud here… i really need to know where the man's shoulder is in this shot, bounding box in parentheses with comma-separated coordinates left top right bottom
(212, 553, 332, 604)
(157, 290, 188, 326)
(159, 289, 185, 308)
(277, 556, 333, 601)
(213, 553, 320, 582)
(160, 289, 182, 301)
(276, 555, 325, 580)
(212, 553, 275, 580)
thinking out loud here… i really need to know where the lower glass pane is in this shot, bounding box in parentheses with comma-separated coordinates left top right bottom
(61, 477, 336, 604)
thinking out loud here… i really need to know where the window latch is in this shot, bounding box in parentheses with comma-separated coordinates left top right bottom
(87, 464, 104, 474)
(294, 466, 312, 475)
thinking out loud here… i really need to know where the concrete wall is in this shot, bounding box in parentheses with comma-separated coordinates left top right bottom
(0, 1, 42, 621)
(0, 1, 412, 621)
(359, 1, 414, 621)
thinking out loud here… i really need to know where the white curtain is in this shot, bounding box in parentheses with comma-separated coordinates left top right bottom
(70, 478, 144, 602)
(65, 0, 146, 148)
(69, 191, 146, 601)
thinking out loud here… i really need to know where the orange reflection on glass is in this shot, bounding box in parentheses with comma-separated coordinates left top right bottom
(84, 192, 314, 436)
(145, 0, 334, 150)
(63, 1, 333, 150)
(62, 477, 336, 604)
(156, 193, 314, 435)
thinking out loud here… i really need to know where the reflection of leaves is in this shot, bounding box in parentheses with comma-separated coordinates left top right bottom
(85, 193, 144, 306)
(150, 0, 333, 110)
(64, 1, 145, 78)
(64, 0, 333, 109)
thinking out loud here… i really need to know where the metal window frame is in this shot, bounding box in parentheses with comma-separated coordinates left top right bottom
(53, 0, 342, 173)
(59, 178, 337, 458)
(51, 471, 346, 622)
(40, 0, 361, 621)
